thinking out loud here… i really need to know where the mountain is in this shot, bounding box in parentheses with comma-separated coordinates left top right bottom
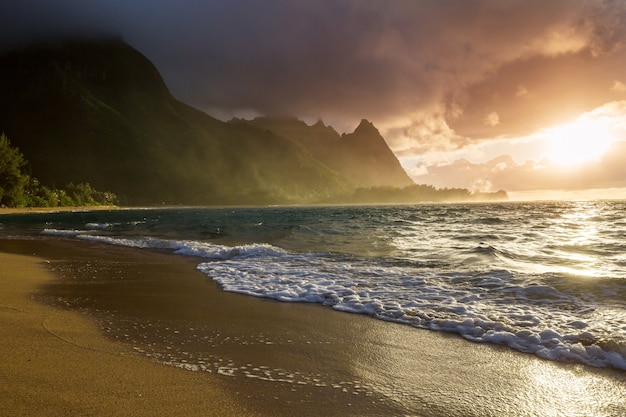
(0, 39, 417, 205)
(0, 38, 362, 205)
(237, 117, 414, 188)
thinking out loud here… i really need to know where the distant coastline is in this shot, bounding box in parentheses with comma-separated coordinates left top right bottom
(0, 205, 118, 215)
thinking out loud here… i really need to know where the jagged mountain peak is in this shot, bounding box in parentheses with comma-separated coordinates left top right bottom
(342, 119, 383, 144)
(241, 116, 413, 188)
(0, 39, 354, 205)
(342, 119, 389, 149)
(354, 118, 377, 134)
(312, 118, 326, 128)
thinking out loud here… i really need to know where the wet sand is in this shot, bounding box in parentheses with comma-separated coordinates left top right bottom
(1, 237, 625, 416)
(0, 244, 259, 416)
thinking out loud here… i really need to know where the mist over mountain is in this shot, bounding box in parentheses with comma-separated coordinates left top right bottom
(0, 39, 363, 205)
(0, 38, 507, 206)
(236, 117, 414, 188)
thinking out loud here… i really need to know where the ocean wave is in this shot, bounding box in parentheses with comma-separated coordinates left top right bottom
(85, 222, 114, 230)
(75, 234, 286, 260)
(32, 202, 626, 371)
(197, 253, 626, 371)
(41, 228, 96, 236)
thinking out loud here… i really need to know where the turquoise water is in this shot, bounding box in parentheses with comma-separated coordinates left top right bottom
(3, 201, 625, 370)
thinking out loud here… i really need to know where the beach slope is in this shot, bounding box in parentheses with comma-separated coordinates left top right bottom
(1, 239, 625, 416)
(0, 251, 257, 417)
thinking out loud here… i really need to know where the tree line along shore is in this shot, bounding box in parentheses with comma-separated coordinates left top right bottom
(0, 132, 506, 210)
(0, 133, 117, 208)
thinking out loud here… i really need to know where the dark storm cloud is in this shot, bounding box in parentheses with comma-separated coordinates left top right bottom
(0, 1, 433, 128)
(2, 0, 626, 143)
(0, 1, 120, 47)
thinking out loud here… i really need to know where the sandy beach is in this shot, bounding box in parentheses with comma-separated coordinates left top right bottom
(0, 245, 260, 416)
(1, 237, 625, 416)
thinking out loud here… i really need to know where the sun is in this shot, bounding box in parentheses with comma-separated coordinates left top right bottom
(544, 117, 616, 166)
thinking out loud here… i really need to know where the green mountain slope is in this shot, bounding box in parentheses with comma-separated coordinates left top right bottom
(238, 117, 414, 188)
(0, 39, 354, 205)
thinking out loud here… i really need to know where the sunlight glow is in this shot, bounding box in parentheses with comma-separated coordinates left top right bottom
(544, 116, 616, 166)
(551, 202, 604, 277)
(519, 360, 624, 417)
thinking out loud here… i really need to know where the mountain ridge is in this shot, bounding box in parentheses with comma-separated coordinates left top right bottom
(0, 38, 505, 206)
(236, 117, 414, 188)
(0, 39, 369, 204)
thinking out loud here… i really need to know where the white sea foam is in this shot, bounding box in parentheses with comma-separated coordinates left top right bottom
(46, 228, 626, 370)
(75, 234, 286, 260)
(33, 202, 626, 371)
(41, 228, 95, 236)
(197, 252, 626, 371)
(85, 222, 114, 230)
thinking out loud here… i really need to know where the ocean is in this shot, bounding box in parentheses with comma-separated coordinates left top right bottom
(2, 201, 626, 372)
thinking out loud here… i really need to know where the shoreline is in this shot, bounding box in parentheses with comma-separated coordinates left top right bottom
(0, 205, 119, 215)
(0, 245, 257, 417)
(1, 237, 625, 416)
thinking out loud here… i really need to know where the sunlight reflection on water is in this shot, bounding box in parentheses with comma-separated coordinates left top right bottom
(4, 201, 626, 373)
(355, 319, 626, 417)
(520, 360, 626, 417)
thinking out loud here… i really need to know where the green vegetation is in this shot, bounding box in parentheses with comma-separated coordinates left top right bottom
(0, 133, 117, 208)
(238, 117, 414, 188)
(0, 133, 29, 207)
(0, 39, 508, 206)
(0, 39, 356, 205)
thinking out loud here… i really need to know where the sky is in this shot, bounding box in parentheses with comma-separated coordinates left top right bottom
(2, 0, 626, 199)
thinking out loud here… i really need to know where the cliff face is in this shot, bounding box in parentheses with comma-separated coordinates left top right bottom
(240, 118, 414, 188)
(335, 119, 414, 188)
(0, 39, 355, 205)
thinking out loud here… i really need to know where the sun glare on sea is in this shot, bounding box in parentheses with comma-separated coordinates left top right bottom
(543, 117, 616, 166)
